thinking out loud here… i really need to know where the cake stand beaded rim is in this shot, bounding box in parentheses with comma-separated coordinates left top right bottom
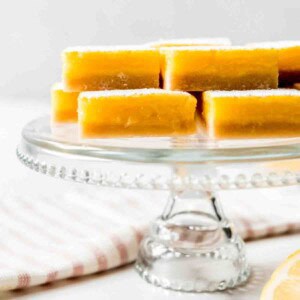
(16, 146, 300, 191)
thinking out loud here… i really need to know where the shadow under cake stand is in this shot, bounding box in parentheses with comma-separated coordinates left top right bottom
(16, 116, 300, 293)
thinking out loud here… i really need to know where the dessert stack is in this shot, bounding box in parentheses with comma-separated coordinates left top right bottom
(51, 39, 300, 138)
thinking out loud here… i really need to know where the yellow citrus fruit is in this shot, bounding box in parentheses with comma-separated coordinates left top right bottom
(261, 249, 300, 300)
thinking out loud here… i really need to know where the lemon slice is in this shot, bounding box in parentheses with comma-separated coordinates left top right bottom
(261, 250, 300, 300)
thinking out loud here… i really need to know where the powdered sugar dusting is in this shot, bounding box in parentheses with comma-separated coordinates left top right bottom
(64, 45, 156, 53)
(248, 41, 300, 49)
(205, 89, 300, 98)
(147, 38, 231, 47)
(160, 45, 277, 52)
(80, 89, 191, 98)
(51, 82, 63, 90)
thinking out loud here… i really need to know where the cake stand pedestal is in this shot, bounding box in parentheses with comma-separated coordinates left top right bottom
(17, 116, 300, 292)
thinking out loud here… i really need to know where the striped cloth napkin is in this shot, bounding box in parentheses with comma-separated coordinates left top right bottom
(0, 178, 299, 290)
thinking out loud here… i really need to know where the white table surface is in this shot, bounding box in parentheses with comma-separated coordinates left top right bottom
(0, 97, 299, 299)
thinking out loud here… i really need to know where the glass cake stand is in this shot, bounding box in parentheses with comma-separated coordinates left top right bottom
(16, 116, 300, 293)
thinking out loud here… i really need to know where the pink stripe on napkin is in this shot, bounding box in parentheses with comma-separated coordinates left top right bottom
(0, 182, 299, 290)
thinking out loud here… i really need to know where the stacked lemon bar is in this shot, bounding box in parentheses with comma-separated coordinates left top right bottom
(51, 38, 300, 138)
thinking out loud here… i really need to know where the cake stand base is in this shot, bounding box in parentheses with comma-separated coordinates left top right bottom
(135, 191, 250, 292)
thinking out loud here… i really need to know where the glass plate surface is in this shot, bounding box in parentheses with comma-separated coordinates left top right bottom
(20, 116, 300, 164)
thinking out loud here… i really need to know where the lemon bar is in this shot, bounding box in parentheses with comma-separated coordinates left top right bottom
(249, 41, 300, 86)
(148, 38, 231, 48)
(78, 89, 197, 137)
(202, 90, 300, 138)
(51, 83, 79, 122)
(152, 40, 230, 88)
(161, 46, 278, 91)
(62, 46, 160, 92)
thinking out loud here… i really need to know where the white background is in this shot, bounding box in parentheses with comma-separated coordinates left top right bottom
(0, 0, 300, 98)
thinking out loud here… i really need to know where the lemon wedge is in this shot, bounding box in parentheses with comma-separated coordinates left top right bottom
(261, 249, 300, 300)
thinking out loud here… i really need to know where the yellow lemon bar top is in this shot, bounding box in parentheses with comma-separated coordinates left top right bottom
(161, 45, 278, 91)
(249, 41, 300, 86)
(78, 89, 197, 138)
(51, 83, 79, 123)
(147, 37, 231, 48)
(202, 89, 300, 138)
(62, 46, 160, 92)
